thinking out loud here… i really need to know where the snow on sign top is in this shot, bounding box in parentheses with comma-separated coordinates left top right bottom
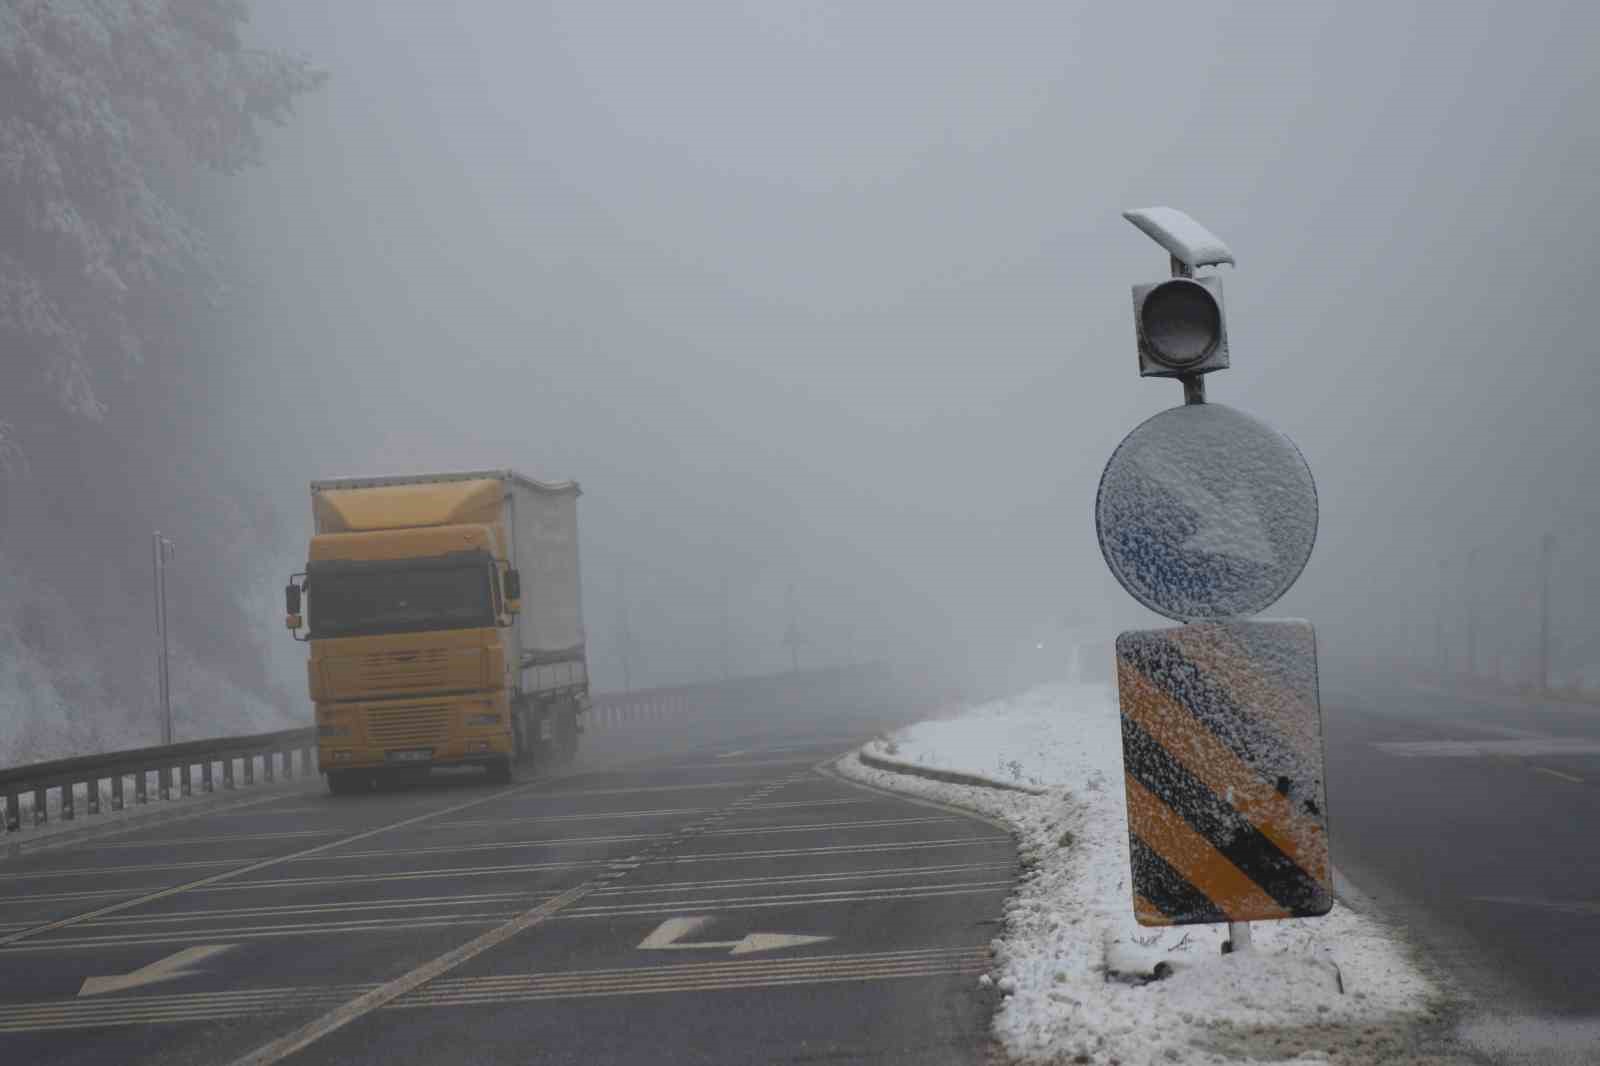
(1123, 207, 1235, 269)
(1096, 404, 1316, 621)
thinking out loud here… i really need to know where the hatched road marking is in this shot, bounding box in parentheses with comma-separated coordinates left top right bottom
(0, 947, 988, 1034)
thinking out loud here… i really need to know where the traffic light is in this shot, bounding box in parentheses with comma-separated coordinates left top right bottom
(1131, 274, 1229, 378)
(1123, 207, 1235, 382)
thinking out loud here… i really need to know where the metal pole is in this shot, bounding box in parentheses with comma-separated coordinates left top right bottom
(153, 532, 173, 745)
(1435, 558, 1447, 677)
(615, 568, 633, 693)
(1465, 547, 1480, 678)
(720, 573, 730, 682)
(1538, 533, 1554, 691)
(1225, 920, 1252, 954)
(785, 583, 799, 673)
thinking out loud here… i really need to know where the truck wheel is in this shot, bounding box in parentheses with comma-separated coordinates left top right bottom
(485, 756, 513, 785)
(555, 703, 579, 765)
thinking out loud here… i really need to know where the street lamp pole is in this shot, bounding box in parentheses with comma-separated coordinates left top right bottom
(152, 532, 175, 745)
(1465, 547, 1480, 679)
(1538, 533, 1555, 691)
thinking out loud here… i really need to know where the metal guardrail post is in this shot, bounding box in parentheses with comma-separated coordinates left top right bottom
(264, 752, 275, 784)
(243, 756, 254, 786)
(202, 760, 214, 793)
(282, 749, 293, 781)
(62, 784, 74, 821)
(180, 764, 192, 798)
(112, 773, 124, 811)
(160, 765, 173, 801)
(223, 757, 235, 790)
(136, 771, 148, 805)
(32, 787, 45, 825)
(3, 792, 16, 832)
(87, 781, 100, 815)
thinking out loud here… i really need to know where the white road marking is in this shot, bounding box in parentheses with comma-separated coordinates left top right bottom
(0, 947, 988, 1033)
(1532, 766, 1585, 784)
(87, 829, 343, 850)
(1469, 896, 1600, 916)
(1374, 739, 1600, 757)
(0, 774, 556, 949)
(637, 915, 831, 955)
(79, 944, 234, 996)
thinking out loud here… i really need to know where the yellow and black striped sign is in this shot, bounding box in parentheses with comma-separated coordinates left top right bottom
(1115, 619, 1331, 926)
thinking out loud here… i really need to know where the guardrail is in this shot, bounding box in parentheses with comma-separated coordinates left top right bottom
(2, 727, 317, 833)
(0, 662, 904, 835)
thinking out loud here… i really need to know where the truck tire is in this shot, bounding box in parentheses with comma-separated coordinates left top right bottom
(485, 756, 513, 785)
(555, 702, 579, 766)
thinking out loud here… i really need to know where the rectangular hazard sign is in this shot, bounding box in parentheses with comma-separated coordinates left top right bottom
(1115, 619, 1332, 926)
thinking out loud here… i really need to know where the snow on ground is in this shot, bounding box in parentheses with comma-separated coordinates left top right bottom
(837, 683, 1475, 1065)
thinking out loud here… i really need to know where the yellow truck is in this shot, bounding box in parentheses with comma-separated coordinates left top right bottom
(285, 470, 587, 793)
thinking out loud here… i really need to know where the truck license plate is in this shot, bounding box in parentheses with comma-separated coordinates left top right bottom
(386, 749, 433, 763)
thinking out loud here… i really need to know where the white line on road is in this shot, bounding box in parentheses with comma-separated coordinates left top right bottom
(0, 774, 558, 948)
(1532, 766, 1585, 784)
(1374, 739, 1600, 757)
(0, 947, 989, 1033)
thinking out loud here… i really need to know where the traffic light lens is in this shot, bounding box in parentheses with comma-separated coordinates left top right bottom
(1141, 279, 1221, 368)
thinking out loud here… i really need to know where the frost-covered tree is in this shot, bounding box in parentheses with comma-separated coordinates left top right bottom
(0, 0, 323, 448)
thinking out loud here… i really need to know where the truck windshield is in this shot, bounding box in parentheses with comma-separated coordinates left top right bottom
(307, 559, 494, 638)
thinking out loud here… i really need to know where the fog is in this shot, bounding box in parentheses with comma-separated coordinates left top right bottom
(206, 2, 1600, 697)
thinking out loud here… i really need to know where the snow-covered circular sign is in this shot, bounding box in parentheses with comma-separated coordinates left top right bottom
(1095, 403, 1317, 622)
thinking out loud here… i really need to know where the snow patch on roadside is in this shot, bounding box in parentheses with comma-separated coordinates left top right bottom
(839, 683, 1472, 1065)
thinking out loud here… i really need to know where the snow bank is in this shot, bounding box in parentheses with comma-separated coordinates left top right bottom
(839, 683, 1472, 1066)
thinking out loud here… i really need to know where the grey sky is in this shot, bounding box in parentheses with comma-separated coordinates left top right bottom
(233, 1, 1600, 691)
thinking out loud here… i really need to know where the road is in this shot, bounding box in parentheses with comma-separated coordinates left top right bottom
(0, 678, 1014, 1066)
(1323, 668, 1600, 1049)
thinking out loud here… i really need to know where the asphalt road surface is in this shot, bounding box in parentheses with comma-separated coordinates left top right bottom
(1323, 669, 1600, 1033)
(0, 678, 1014, 1066)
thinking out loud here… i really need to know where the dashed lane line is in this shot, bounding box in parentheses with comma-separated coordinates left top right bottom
(0, 947, 987, 1033)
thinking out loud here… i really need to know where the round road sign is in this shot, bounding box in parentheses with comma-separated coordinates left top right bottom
(1095, 403, 1317, 621)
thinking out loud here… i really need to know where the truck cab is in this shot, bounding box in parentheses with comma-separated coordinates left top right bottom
(287, 472, 586, 793)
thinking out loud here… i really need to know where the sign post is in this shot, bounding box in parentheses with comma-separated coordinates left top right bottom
(1096, 209, 1331, 953)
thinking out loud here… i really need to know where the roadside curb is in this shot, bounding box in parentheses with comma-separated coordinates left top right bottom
(854, 747, 1046, 795)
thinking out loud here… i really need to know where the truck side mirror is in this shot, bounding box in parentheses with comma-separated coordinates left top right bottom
(285, 582, 303, 632)
(504, 568, 522, 614)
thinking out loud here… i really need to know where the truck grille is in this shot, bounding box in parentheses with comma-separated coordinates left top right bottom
(357, 649, 455, 693)
(366, 704, 452, 747)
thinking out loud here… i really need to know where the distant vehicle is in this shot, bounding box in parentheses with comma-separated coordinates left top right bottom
(285, 470, 588, 793)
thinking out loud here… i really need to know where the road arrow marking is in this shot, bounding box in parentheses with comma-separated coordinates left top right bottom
(637, 916, 831, 955)
(79, 944, 234, 997)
